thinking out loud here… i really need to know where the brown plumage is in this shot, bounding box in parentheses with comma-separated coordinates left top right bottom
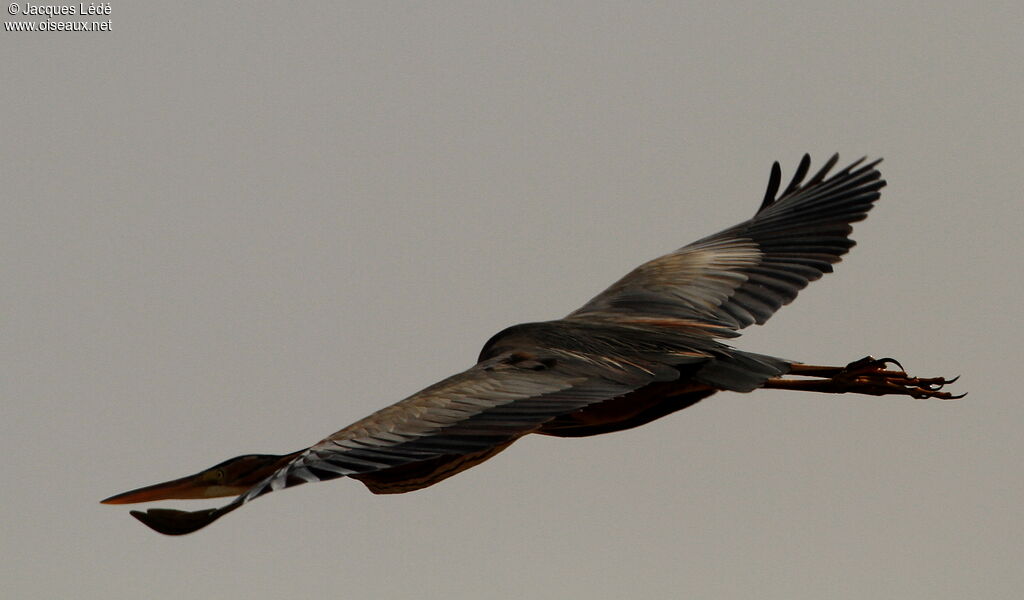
(102, 154, 962, 535)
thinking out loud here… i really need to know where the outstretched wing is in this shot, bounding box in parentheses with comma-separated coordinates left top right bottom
(130, 347, 686, 534)
(568, 154, 885, 332)
(244, 347, 682, 500)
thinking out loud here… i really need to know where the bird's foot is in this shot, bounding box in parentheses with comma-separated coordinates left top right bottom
(771, 356, 964, 399)
(831, 356, 963, 399)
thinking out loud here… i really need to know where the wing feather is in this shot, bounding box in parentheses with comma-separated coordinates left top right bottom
(568, 154, 884, 331)
(241, 348, 678, 501)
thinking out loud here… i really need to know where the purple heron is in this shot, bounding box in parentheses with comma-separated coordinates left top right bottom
(102, 154, 962, 535)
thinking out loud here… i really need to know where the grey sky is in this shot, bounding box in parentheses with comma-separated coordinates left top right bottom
(3, 2, 1021, 599)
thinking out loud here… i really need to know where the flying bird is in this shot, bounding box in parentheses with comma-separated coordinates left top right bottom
(103, 154, 962, 535)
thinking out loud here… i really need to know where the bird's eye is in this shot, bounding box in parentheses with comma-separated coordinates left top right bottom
(506, 352, 556, 371)
(204, 469, 225, 483)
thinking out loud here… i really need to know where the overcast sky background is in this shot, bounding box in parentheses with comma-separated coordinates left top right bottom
(3, 3, 1022, 599)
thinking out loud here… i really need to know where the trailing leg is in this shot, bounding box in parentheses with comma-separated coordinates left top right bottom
(765, 356, 963, 399)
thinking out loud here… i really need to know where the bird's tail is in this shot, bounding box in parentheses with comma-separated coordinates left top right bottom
(693, 349, 790, 393)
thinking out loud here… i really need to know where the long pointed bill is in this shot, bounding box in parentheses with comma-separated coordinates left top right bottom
(101, 471, 218, 504)
(101, 453, 300, 505)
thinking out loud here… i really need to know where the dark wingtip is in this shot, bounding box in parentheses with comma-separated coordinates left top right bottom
(806, 153, 840, 186)
(130, 505, 235, 536)
(780, 154, 812, 199)
(759, 161, 782, 211)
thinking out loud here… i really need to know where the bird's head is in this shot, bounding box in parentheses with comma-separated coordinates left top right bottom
(101, 453, 291, 504)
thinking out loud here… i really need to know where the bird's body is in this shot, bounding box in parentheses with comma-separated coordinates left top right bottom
(103, 155, 962, 535)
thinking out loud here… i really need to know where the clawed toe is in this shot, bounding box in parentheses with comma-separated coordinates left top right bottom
(900, 375, 963, 398)
(843, 356, 905, 375)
